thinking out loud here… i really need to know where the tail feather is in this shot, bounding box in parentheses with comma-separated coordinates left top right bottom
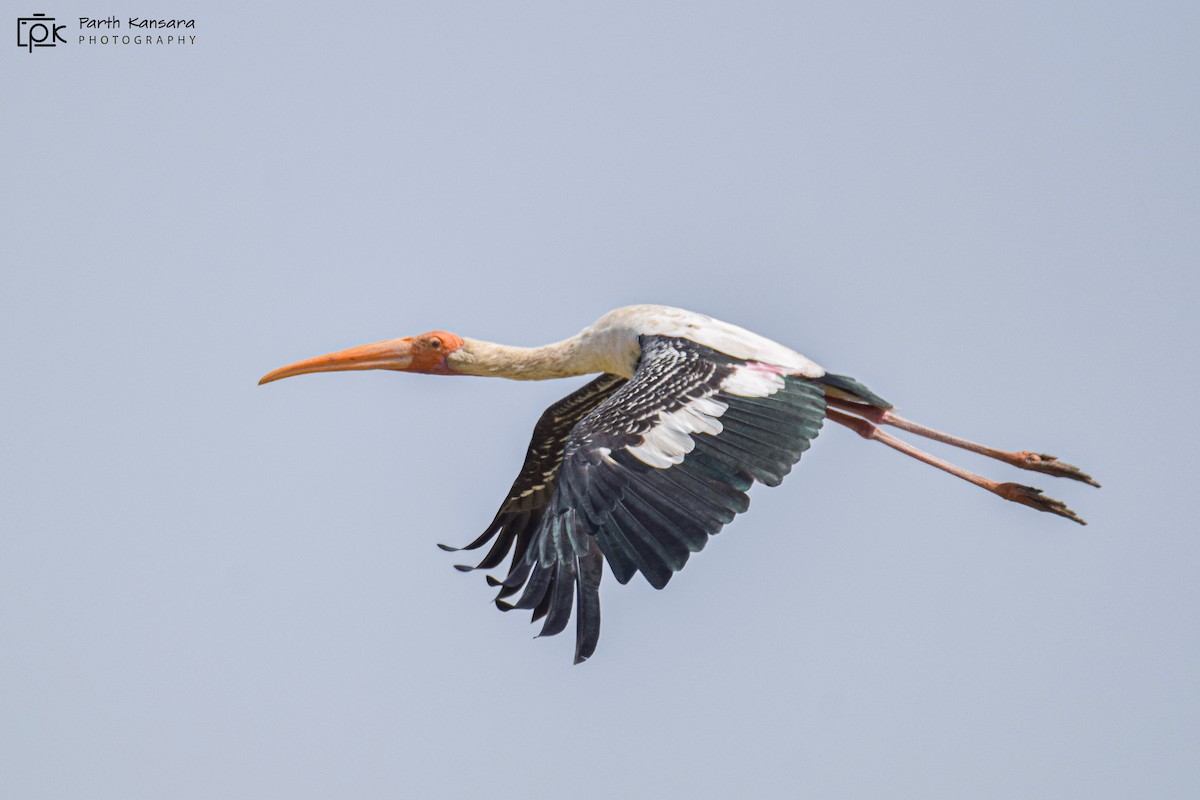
(818, 372, 892, 409)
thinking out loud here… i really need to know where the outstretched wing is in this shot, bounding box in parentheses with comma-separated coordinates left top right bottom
(445, 336, 827, 663)
(440, 374, 626, 662)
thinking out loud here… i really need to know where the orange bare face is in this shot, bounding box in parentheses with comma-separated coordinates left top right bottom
(406, 331, 465, 374)
(258, 330, 465, 385)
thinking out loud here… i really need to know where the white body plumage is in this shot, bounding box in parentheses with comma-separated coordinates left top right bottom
(575, 305, 826, 379)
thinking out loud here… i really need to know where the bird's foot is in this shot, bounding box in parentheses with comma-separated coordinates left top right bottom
(1008, 452, 1100, 487)
(995, 482, 1087, 525)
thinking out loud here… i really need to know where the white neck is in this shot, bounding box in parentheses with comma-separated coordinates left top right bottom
(448, 336, 604, 380)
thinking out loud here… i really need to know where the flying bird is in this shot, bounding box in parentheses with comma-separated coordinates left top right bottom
(259, 305, 1097, 663)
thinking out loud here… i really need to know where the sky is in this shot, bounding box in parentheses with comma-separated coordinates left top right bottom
(2, 2, 1197, 797)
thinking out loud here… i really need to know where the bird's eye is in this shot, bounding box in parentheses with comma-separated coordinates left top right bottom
(427, 337, 442, 349)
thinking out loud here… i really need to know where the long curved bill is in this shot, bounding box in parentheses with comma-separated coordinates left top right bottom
(259, 338, 415, 385)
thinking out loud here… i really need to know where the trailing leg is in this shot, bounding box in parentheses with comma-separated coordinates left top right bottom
(826, 398, 1098, 487)
(826, 408, 1086, 525)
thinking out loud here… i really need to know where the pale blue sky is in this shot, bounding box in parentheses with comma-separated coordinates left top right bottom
(2, 2, 1197, 797)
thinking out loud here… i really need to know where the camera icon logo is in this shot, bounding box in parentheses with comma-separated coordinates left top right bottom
(17, 13, 66, 52)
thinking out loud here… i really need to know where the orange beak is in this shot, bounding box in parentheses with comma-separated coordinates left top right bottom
(258, 337, 416, 385)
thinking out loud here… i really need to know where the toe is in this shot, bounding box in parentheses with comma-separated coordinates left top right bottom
(996, 482, 1087, 525)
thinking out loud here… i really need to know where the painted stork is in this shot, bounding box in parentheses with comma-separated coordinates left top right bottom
(259, 305, 1097, 663)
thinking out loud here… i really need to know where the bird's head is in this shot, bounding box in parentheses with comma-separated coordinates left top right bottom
(258, 330, 467, 385)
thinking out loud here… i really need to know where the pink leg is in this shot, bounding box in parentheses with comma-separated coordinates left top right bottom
(826, 398, 1099, 487)
(826, 408, 1086, 525)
